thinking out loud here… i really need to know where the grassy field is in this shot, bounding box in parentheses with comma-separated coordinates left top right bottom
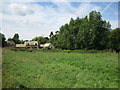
(2, 48, 118, 88)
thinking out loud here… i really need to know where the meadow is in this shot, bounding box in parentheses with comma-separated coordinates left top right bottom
(2, 48, 118, 88)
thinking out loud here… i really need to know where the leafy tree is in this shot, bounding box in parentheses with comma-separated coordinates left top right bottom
(88, 11, 111, 50)
(74, 17, 81, 49)
(0, 33, 6, 47)
(110, 28, 120, 50)
(50, 34, 58, 48)
(77, 16, 90, 49)
(13, 33, 19, 39)
(8, 38, 13, 41)
(32, 36, 49, 44)
(20, 39, 24, 44)
(49, 32, 53, 38)
(12, 33, 20, 44)
(49, 11, 112, 50)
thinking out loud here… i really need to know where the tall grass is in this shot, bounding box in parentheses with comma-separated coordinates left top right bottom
(2, 48, 118, 88)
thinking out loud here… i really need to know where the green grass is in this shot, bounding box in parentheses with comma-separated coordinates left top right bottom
(2, 48, 118, 88)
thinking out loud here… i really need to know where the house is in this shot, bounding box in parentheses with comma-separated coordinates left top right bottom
(6, 41, 15, 47)
(16, 41, 54, 49)
(24, 41, 39, 48)
(40, 43, 54, 48)
(16, 44, 26, 48)
(16, 41, 39, 48)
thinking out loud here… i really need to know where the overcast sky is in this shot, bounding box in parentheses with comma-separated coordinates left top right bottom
(1, 1, 118, 40)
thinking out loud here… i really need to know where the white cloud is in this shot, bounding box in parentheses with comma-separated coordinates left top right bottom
(110, 20, 118, 29)
(3, 3, 34, 16)
(1, 2, 116, 40)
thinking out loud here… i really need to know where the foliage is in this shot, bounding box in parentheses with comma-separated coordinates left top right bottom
(49, 11, 112, 50)
(49, 31, 53, 38)
(12, 33, 21, 44)
(32, 36, 49, 44)
(110, 28, 120, 50)
(8, 38, 13, 41)
(8, 33, 21, 44)
(0, 33, 6, 47)
(11, 48, 33, 52)
(20, 40, 24, 44)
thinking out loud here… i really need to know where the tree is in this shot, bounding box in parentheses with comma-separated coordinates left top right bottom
(20, 39, 24, 44)
(49, 32, 53, 38)
(110, 28, 120, 51)
(49, 10, 112, 50)
(76, 16, 91, 49)
(12, 33, 20, 44)
(13, 33, 19, 39)
(0, 33, 6, 47)
(88, 11, 111, 50)
(8, 38, 13, 41)
(57, 23, 70, 49)
(32, 36, 49, 44)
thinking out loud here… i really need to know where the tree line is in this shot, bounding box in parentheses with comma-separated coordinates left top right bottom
(0, 33, 50, 47)
(0, 33, 21, 47)
(0, 11, 120, 51)
(49, 11, 120, 51)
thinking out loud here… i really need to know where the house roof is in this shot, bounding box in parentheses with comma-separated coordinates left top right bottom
(24, 41, 38, 45)
(7, 41, 15, 45)
(44, 43, 51, 47)
(40, 43, 52, 47)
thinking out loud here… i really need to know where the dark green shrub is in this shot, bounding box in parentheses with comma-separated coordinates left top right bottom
(11, 48, 18, 51)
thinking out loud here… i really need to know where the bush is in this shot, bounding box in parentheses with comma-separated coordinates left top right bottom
(62, 50, 100, 53)
(11, 47, 33, 52)
(41, 47, 50, 50)
(11, 48, 18, 51)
